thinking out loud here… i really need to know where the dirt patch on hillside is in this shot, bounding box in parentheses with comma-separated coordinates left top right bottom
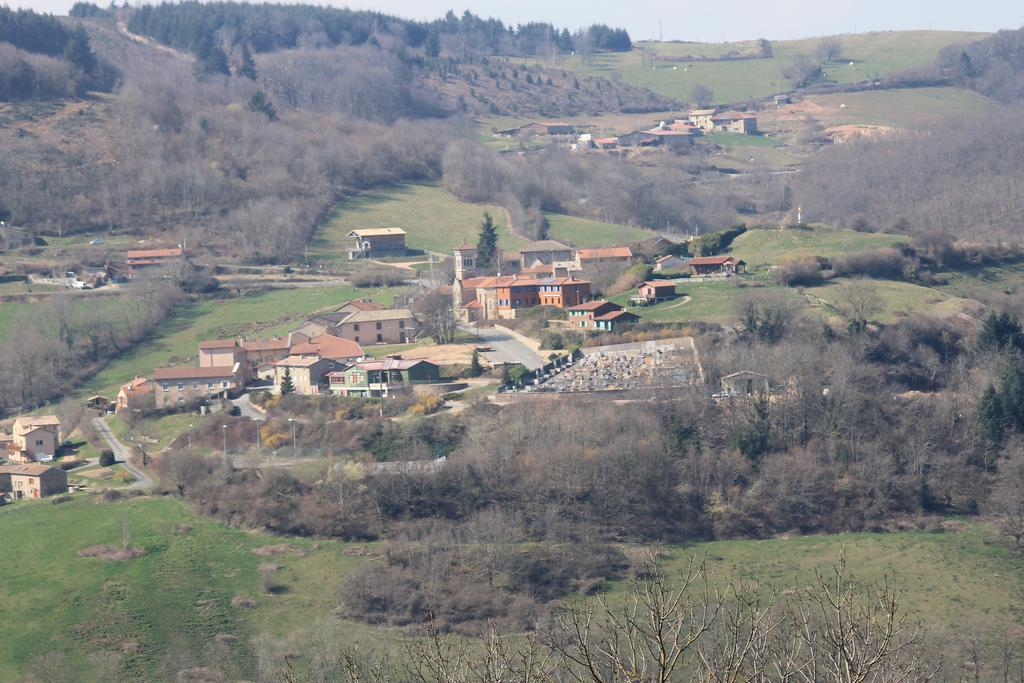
(824, 124, 897, 143)
(399, 343, 475, 365)
(252, 543, 306, 557)
(78, 544, 145, 561)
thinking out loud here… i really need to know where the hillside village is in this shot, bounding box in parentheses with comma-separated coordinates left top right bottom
(5, 2, 1024, 679)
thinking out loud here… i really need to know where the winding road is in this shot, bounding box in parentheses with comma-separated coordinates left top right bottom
(92, 417, 154, 491)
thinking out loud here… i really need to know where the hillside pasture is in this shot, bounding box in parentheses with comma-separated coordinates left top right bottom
(545, 212, 656, 246)
(554, 31, 987, 104)
(1, 496, 1021, 680)
(311, 184, 525, 258)
(729, 224, 907, 270)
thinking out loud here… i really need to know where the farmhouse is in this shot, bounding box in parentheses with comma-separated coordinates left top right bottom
(577, 246, 633, 267)
(274, 355, 333, 395)
(617, 131, 659, 148)
(289, 334, 364, 364)
(654, 255, 688, 272)
(631, 281, 677, 305)
(567, 301, 641, 332)
(519, 122, 576, 136)
(239, 337, 293, 375)
(152, 365, 241, 409)
(593, 137, 619, 149)
(644, 129, 695, 149)
(327, 357, 441, 398)
(710, 112, 759, 134)
(346, 228, 408, 259)
(126, 247, 184, 275)
(0, 463, 68, 500)
(519, 240, 575, 269)
(720, 371, 770, 396)
(116, 377, 154, 414)
(4, 416, 62, 463)
(198, 339, 247, 377)
(0, 222, 34, 250)
(689, 255, 744, 276)
(688, 109, 718, 131)
(331, 308, 417, 345)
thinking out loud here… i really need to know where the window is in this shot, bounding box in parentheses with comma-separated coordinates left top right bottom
(208, 381, 214, 388)
(222, 381, 229, 388)
(35, 440, 43, 447)
(351, 373, 360, 384)
(376, 334, 383, 343)
(375, 322, 382, 330)
(399, 320, 405, 329)
(335, 375, 345, 384)
(177, 383, 184, 390)
(354, 336, 360, 343)
(162, 383, 169, 391)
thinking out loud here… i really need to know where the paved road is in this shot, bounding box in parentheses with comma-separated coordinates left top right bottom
(461, 324, 545, 370)
(92, 416, 153, 491)
(231, 393, 267, 421)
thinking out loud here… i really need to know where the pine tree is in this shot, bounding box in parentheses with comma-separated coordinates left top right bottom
(238, 44, 257, 80)
(979, 384, 1007, 445)
(476, 212, 498, 271)
(424, 30, 441, 59)
(247, 91, 277, 121)
(470, 350, 483, 377)
(279, 367, 295, 395)
(198, 44, 230, 76)
(63, 26, 97, 75)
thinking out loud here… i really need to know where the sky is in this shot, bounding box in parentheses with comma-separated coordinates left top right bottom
(12, 0, 1024, 42)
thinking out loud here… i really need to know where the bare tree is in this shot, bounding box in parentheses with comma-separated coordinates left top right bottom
(690, 84, 714, 108)
(413, 287, 458, 344)
(840, 277, 885, 326)
(816, 36, 842, 63)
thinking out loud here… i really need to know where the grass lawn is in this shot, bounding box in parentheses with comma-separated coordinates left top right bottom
(311, 183, 526, 259)
(544, 212, 655, 246)
(0, 496, 377, 681)
(610, 279, 803, 324)
(2, 495, 1021, 680)
(550, 31, 986, 103)
(804, 278, 972, 323)
(802, 86, 993, 129)
(77, 284, 407, 399)
(107, 413, 207, 451)
(69, 462, 135, 488)
(729, 224, 907, 270)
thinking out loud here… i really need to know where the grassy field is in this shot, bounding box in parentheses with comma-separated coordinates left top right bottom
(312, 184, 525, 258)
(805, 278, 973, 323)
(77, 285, 408, 399)
(0, 496, 376, 681)
(610, 279, 800, 324)
(545, 212, 655, 246)
(798, 86, 993, 130)
(2, 495, 1021, 680)
(729, 224, 907, 269)
(548, 31, 986, 103)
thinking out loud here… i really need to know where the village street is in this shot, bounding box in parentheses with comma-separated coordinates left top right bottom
(460, 324, 545, 370)
(92, 416, 153, 491)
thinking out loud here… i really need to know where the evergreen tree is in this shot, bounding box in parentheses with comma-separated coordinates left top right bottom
(238, 44, 257, 80)
(424, 29, 441, 58)
(980, 383, 1008, 445)
(279, 367, 295, 395)
(470, 350, 483, 377)
(197, 44, 230, 76)
(247, 91, 277, 121)
(977, 311, 1024, 354)
(476, 212, 498, 271)
(64, 26, 97, 75)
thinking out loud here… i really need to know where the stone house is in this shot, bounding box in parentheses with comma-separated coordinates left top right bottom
(346, 228, 408, 259)
(273, 356, 333, 395)
(152, 366, 241, 409)
(720, 371, 770, 396)
(327, 358, 441, 398)
(0, 463, 68, 499)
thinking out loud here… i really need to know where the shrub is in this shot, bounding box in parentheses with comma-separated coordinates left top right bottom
(832, 247, 910, 279)
(692, 225, 747, 256)
(99, 450, 116, 467)
(774, 256, 825, 287)
(349, 266, 408, 288)
(408, 394, 444, 416)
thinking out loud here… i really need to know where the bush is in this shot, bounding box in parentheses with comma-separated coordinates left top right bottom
(832, 247, 910, 279)
(408, 394, 445, 416)
(692, 225, 747, 256)
(99, 450, 116, 467)
(349, 266, 408, 288)
(774, 256, 825, 287)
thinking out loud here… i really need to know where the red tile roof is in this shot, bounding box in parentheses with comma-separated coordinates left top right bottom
(198, 339, 239, 350)
(273, 355, 325, 368)
(463, 299, 483, 309)
(579, 246, 632, 260)
(290, 334, 364, 361)
(0, 463, 61, 476)
(152, 366, 237, 380)
(126, 248, 183, 259)
(241, 338, 291, 352)
(567, 300, 622, 312)
(689, 256, 737, 266)
(339, 299, 386, 312)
